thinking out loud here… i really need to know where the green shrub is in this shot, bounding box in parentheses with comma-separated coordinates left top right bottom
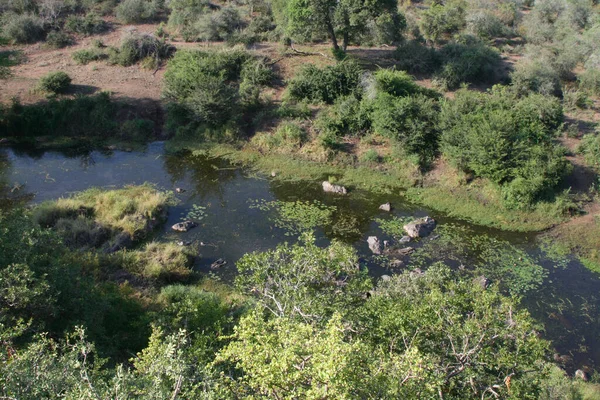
(371, 69, 440, 98)
(360, 148, 380, 163)
(122, 242, 192, 282)
(393, 40, 440, 73)
(45, 30, 74, 48)
(64, 13, 108, 36)
(287, 61, 364, 104)
(37, 71, 72, 94)
(119, 118, 154, 141)
(578, 69, 600, 96)
(2, 13, 44, 44)
(440, 87, 569, 208)
(251, 121, 306, 152)
(167, 0, 210, 37)
(434, 36, 500, 90)
(116, 0, 158, 23)
(315, 95, 372, 138)
(511, 60, 562, 96)
(370, 93, 439, 168)
(72, 48, 108, 64)
(163, 48, 272, 135)
(108, 32, 174, 67)
(0, 92, 117, 139)
(578, 132, 600, 170)
(192, 7, 243, 42)
(466, 10, 509, 39)
(419, 0, 466, 43)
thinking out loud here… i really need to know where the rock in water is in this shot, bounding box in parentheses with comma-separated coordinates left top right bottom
(367, 236, 382, 254)
(175, 187, 186, 193)
(172, 220, 197, 232)
(211, 258, 227, 270)
(322, 181, 347, 195)
(379, 202, 392, 212)
(403, 216, 436, 238)
(575, 369, 589, 381)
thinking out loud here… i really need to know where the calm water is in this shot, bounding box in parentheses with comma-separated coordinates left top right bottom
(1, 142, 598, 372)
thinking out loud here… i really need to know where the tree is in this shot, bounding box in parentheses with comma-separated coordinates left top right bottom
(276, 0, 405, 51)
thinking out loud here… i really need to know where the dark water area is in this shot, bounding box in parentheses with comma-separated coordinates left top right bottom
(1, 141, 599, 373)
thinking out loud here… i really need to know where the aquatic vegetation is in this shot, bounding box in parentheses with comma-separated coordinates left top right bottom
(249, 199, 337, 236)
(375, 216, 413, 239)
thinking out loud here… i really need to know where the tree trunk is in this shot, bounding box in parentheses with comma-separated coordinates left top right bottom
(342, 31, 349, 51)
(326, 21, 339, 50)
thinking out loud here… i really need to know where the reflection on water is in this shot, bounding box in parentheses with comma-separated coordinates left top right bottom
(0, 142, 598, 372)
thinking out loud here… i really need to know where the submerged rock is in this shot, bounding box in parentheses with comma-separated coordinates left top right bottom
(210, 258, 227, 270)
(322, 181, 347, 195)
(172, 220, 197, 232)
(379, 202, 392, 212)
(367, 236, 382, 254)
(384, 246, 414, 257)
(177, 240, 192, 246)
(403, 216, 436, 238)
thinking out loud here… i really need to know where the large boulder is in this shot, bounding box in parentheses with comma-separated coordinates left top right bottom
(322, 181, 347, 195)
(403, 216, 436, 238)
(367, 236, 382, 254)
(172, 220, 197, 232)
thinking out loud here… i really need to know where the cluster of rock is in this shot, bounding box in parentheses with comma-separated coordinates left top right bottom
(322, 181, 348, 195)
(367, 216, 438, 268)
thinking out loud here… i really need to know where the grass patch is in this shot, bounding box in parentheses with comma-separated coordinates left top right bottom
(118, 242, 193, 283)
(32, 185, 173, 249)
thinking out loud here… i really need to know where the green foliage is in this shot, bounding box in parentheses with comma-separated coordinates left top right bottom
(440, 86, 569, 208)
(419, 0, 466, 43)
(375, 215, 412, 239)
(0, 92, 118, 140)
(372, 69, 440, 98)
(466, 10, 510, 39)
(578, 68, 600, 96)
(278, 0, 405, 49)
(251, 121, 307, 153)
(315, 94, 372, 138)
(578, 132, 600, 170)
(116, 0, 158, 23)
(394, 40, 440, 74)
(286, 61, 363, 104)
(37, 71, 72, 94)
(370, 93, 440, 168)
(164, 48, 272, 136)
(45, 30, 74, 48)
(354, 264, 550, 398)
(119, 118, 154, 141)
(511, 59, 562, 96)
(189, 7, 244, 42)
(2, 13, 44, 44)
(434, 36, 500, 90)
(119, 242, 193, 283)
(249, 199, 336, 235)
(64, 13, 108, 36)
(235, 233, 371, 319)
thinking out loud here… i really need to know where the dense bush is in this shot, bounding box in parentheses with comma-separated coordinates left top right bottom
(163, 48, 273, 136)
(466, 10, 509, 39)
(72, 48, 108, 64)
(511, 60, 562, 96)
(434, 36, 500, 90)
(419, 0, 466, 43)
(2, 13, 44, 44)
(251, 121, 307, 152)
(578, 68, 600, 96)
(315, 95, 372, 139)
(37, 71, 72, 94)
(45, 30, 74, 48)
(64, 13, 108, 35)
(0, 92, 118, 139)
(191, 7, 244, 42)
(370, 69, 440, 98)
(440, 87, 569, 208)
(286, 61, 364, 104)
(116, 0, 158, 23)
(371, 93, 440, 167)
(578, 132, 600, 170)
(393, 40, 440, 74)
(108, 32, 174, 67)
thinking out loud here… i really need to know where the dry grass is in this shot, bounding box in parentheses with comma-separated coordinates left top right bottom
(119, 242, 193, 282)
